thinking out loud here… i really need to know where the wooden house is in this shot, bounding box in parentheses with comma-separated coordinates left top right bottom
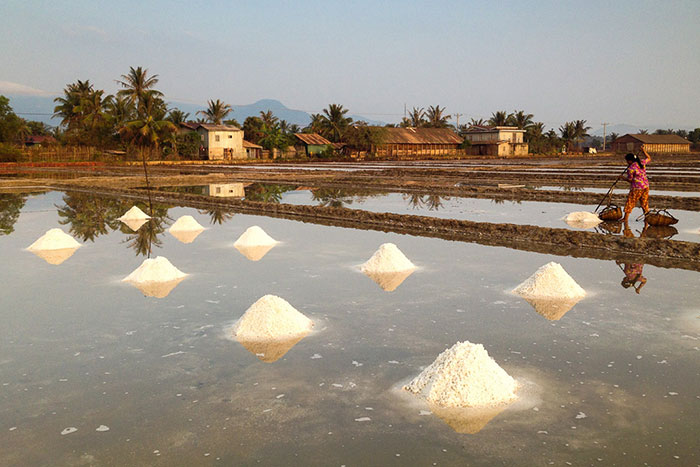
(370, 127, 462, 157)
(294, 133, 332, 156)
(243, 140, 263, 159)
(461, 126, 528, 156)
(611, 134, 690, 154)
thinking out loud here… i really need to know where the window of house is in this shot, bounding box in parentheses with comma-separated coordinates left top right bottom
(215, 135, 220, 142)
(228, 135, 233, 138)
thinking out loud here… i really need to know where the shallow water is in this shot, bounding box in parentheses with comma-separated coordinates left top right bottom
(1, 191, 699, 465)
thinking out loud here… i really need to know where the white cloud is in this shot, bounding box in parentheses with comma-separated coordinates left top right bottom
(0, 81, 51, 96)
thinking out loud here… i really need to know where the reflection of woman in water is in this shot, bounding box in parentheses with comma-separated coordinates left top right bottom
(616, 260, 647, 294)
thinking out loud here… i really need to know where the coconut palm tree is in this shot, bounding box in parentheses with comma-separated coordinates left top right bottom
(424, 105, 450, 128)
(197, 99, 232, 125)
(306, 113, 324, 134)
(469, 118, 486, 127)
(559, 122, 576, 152)
(510, 110, 534, 130)
(259, 110, 278, 128)
(166, 109, 189, 125)
(406, 107, 426, 127)
(106, 95, 136, 130)
(488, 111, 510, 127)
(318, 104, 352, 143)
(116, 66, 163, 110)
(53, 80, 94, 130)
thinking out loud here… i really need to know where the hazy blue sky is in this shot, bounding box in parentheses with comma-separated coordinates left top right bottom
(1, 0, 699, 128)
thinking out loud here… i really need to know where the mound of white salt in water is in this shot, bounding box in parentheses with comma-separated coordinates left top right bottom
(563, 211, 602, 229)
(119, 206, 150, 221)
(122, 257, 187, 298)
(169, 215, 205, 244)
(27, 228, 81, 251)
(361, 243, 416, 274)
(404, 341, 517, 408)
(234, 226, 277, 247)
(513, 262, 586, 299)
(232, 295, 313, 342)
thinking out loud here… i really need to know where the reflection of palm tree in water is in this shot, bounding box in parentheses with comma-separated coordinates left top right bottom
(198, 206, 235, 225)
(403, 193, 448, 211)
(312, 187, 356, 208)
(0, 193, 27, 235)
(244, 183, 294, 203)
(615, 260, 647, 294)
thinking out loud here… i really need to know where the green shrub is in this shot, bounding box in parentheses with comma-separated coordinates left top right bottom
(0, 143, 23, 162)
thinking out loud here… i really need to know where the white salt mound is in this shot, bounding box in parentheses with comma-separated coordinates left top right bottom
(169, 215, 204, 232)
(512, 262, 586, 299)
(234, 226, 277, 247)
(122, 256, 187, 284)
(119, 206, 150, 221)
(27, 228, 81, 251)
(403, 341, 517, 408)
(563, 211, 602, 228)
(233, 295, 313, 342)
(361, 243, 416, 273)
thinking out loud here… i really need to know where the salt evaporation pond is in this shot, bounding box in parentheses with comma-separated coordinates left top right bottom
(157, 184, 700, 242)
(0, 191, 698, 465)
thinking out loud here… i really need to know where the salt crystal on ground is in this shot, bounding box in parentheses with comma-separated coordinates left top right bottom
(119, 206, 150, 221)
(61, 427, 77, 435)
(232, 295, 313, 343)
(404, 341, 517, 408)
(96, 425, 110, 432)
(27, 228, 81, 251)
(563, 211, 602, 229)
(513, 262, 586, 300)
(361, 243, 416, 274)
(234, 226, 277, 247)
(169, 215, 204, 232)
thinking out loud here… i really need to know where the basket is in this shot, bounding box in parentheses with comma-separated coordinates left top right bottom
(598, 204, 622, 221)
(641, 225, 678, 239)
(642, 209, 678, 226)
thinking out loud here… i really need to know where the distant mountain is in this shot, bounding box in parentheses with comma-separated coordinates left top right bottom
(5, 95, 386, 129)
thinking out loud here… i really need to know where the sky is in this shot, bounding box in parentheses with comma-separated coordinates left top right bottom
(1, 0, 699, 130)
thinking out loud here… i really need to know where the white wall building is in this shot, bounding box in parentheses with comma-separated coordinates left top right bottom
(196, 124, 245, 160)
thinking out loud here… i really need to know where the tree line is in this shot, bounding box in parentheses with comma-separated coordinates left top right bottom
(2, 67, 700, 161)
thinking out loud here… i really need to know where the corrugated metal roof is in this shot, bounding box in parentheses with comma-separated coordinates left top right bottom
(295, 133, 332, 145)
(380, 127, 463, 144)
(198, 123, 242, 132)
(619, 134, 690, 144)
(243, 140, 262, 149)
(463, 125, 524, 133)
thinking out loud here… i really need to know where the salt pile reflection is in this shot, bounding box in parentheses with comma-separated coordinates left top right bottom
(168, 215, 205, 244)
(26, 228, 81, 265)
(234, 226, 278, 261)
(429, 402, 512, 434)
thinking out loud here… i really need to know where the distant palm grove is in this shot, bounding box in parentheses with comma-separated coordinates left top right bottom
(1, 66, 699, 162)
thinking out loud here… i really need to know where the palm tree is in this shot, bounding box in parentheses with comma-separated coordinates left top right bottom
(488, 111, 510, 127)
(469, 118, 486, 127)
(559, 122, 576, 152)
(320, 104, 352, 142)
(120, 93, 177, 161)
(259, 110, 278, 128)
(197, 99, 232, 125)
(53, 80, 94, 129)
(510, 110, 534, 130)
(306, 113, 324, 134)
(406, 107, 426, 127)
(106, 95, 135, 130)
(638, 129, 649, 134)
(198, 207, 235, 225)
(166, 109, 189, 125)
(116, 66, 163, 110)
(573, 119, 591, 149)
(424, 105, 450, 128)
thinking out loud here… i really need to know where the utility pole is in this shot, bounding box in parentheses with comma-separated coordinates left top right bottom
(601, 122, 610, 151)
(454, 112, 463, 129)
(404, 103, 407, 121)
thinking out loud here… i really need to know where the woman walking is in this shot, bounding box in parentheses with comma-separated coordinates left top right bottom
(622, 147, 651, 222)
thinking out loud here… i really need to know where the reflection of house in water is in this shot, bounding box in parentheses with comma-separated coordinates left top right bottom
(206, 183, 245, 198)
(462, 126, 528, 156)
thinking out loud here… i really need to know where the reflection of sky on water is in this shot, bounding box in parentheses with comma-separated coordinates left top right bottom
(1, 191, 699, 465)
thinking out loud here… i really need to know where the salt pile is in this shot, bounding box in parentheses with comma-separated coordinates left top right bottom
(512, 262, 586, 300)
(119, 205, 150, 221)
(430, 404, 511, 434)
(361, 243, 416, 273)
(512, 262, 586, 320)
(119, 206, 151, 232)
(234, 226, 278, 261)
(403, 341, 518, 408)
(563, 211, 602, 229)
(168, 215, 205, 244)
(231, 295, 313, 362)
(122, 256, 187, 298)
(26, 228, 81, 265)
